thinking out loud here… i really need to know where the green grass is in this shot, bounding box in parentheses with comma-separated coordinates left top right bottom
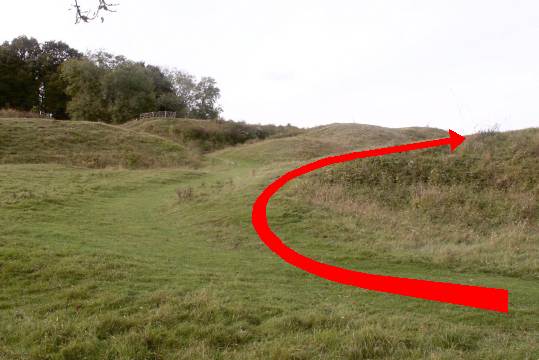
(214, 124, 446, 165)
(123, 118, 302, 153)
(0, 119, 198, 168)
(0, 121, 538, 359)
(297, 128, 539, 278)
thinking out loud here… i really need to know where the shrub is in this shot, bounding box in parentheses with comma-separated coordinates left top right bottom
(176, 187, 194, 202)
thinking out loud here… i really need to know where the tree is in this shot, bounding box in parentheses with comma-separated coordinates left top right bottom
(170, 70, 197, 116)
(88, 51, 127, 70)
(61, 58, 109, 121)
(0, 36, 41, 110)
(0, 37, 81, 117)
(0, 36, 224, 121)
(191, 77, 222, 119)
(39, 41, 82, 118)
(145, 65, 174, 97)
(156, 93, 186, 114)
(160, 71, 222, 119)
(102, 62, 156, 123)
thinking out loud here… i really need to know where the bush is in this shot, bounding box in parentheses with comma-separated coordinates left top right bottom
(176, 187, 194, 202)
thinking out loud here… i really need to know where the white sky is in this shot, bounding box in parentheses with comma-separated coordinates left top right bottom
(2, 0, 539, 133)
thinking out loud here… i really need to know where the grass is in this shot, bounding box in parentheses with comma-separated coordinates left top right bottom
(0, 109, 47, 119)
(0, 120, 537, 359)
(123, 118, 302, 153)
(297, 128, 538, 278)
(0, 118, 198, 168)
(214, 124, 447, 165)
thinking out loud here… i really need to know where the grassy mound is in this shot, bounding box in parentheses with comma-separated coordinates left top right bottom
(215, 123, 447, 164)
(123, 118, 302, 153)
(304, 123, 447, 148)
(0, 118, 197, 168)
(212, 136, 348, 164)
(297, 128, 539, 276)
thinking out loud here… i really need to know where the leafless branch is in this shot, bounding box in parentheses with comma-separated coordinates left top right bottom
(72, 0, 118, 24)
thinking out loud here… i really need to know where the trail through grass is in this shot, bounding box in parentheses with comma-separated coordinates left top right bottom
(0, 123, 538, 359)
(1, 157, 537, 359)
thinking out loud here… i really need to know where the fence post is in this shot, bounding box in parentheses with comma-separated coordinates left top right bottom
(139, 111, 182, 120)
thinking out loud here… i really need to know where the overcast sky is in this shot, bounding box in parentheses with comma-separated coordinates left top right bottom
(2, 0, 538, 133)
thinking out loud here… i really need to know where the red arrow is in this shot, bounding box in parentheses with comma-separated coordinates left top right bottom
(252, 130, 509, 312)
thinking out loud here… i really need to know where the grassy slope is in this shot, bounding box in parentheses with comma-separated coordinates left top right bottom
(295, 128, 539, 278)
(0, 119, 197, 168)
(214, 124, 446, 164)
(0, 121, 538, 359)
(123, 118, 302, 153)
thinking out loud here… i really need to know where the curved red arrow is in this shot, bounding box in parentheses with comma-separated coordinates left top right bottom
(252, 130, 509, 312)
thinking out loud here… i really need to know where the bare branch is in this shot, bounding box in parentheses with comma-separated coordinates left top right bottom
(72, 0, 118, 24)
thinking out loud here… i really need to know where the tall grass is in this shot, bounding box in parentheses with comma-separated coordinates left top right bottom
(0, 108, 49, 119)
(296, 129, 539, 277)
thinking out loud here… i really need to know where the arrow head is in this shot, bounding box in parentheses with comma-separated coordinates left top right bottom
(448, 130, 465, 152)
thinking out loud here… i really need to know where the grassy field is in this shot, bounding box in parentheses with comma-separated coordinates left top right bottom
(0, 119, 537, 359)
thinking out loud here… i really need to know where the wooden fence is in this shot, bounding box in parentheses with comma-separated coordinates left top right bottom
(139, 111, 177, 119)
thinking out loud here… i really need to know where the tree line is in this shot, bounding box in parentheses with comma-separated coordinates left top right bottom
(0, 36, 222, 123)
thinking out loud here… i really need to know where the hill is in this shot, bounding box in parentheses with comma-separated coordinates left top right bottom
(295, 128, 539, 277)
(304, 123, 446, 147)
(214, 123, 446, 164)
(123, 117, 302, 153)
(0, 119, 444, 167)
(0, 118, 197, 168)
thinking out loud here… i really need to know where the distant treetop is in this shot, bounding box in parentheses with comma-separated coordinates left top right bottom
(0, 36, 223, 123)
